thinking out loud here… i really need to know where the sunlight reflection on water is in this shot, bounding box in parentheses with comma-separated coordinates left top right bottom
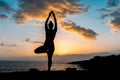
(52, 63, 81, 71)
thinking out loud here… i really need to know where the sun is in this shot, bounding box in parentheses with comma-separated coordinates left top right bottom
(55, 40, 74, 55)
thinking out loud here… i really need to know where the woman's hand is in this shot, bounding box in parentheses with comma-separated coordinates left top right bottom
(51, 11, 55, 16)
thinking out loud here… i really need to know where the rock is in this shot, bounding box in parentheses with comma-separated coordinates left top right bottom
(65, 67, 77, 71)
(29, 68, 40, 72)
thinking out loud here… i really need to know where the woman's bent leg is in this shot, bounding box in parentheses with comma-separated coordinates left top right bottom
(34, 46, 47, 54)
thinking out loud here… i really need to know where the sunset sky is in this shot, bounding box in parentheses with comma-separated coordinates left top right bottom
(0, 0, 120, 61)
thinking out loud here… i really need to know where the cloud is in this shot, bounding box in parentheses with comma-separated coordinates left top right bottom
(97, 0, 120, 19)
(60, 21, 98, 40)
(100, 14, 110, 19)
(0, 0, 13, 12)
(1, 0, 97, 40)
(106, 10, 120, 32)
(12, 0, 88, 23)
(0, 14, 8, 20)
(98, 0, 120, 33)
(97, 8, 111, 12)
(107, 18, 120, 33)
(106, 0, 120, 33)
(107, 0, 119, 7)
(97, 8, 111, 19)
(0, 43, 17, 47)
(14, 0, 95, 40)
(25, 38, 43, 44)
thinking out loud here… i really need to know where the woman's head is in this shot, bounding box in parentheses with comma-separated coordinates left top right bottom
(49, 21, 53, 29)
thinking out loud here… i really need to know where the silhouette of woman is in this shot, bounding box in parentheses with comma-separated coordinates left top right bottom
(34, 11, 57, 71)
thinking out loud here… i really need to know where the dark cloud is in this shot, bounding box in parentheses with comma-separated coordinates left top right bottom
(97, 8, 111, 12)
(0, 0, 15, 20)
(107, 0, 119, 7)
(97, 8, 111, 19)
(32, 41, 43, 44)
(13, 11, 26, 24)
(25, 38, 43, 44)
(60, 21, 98, 40)
(0, 0, 13, 12)
(98, 0, 120, 33)
(108, 17, 120, 33)
(25, 38, 30, 42)
(97, 0, 120, 19)
(0, 14, 8, 20)
(110, 10, 120, 17)
(0, 43, 17, 47)
(107, 10, 120, 32)
(100, 14, 110, 19)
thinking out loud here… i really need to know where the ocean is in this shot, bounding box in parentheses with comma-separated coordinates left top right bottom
(0, 61, 81, 73)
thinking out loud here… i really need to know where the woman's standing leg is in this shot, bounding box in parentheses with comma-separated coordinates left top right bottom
(47, 48, 54, 71)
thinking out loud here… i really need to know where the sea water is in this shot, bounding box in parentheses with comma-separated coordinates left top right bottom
(0, 61, 81, 73)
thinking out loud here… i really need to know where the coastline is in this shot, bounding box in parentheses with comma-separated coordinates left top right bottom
(69, 54, 120, 71)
